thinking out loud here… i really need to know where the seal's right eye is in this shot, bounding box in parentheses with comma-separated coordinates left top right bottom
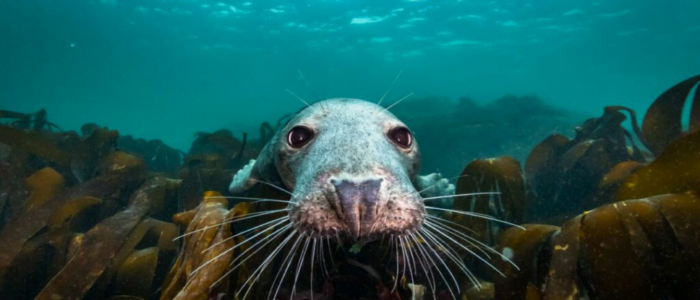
(287, 126, 315, 148)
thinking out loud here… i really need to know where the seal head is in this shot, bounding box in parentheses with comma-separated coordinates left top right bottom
(230, 98, 449, 242)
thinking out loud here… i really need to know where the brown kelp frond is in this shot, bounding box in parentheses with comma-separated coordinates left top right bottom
(450, 157, 528, 244)
(641, 75, 700, 155)
(616, 129, 700, 200)
(493, 194, 700, 300)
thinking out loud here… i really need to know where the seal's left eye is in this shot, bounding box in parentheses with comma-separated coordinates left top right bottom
(287, 126, 315, 148)
(388, 127, 412, 149)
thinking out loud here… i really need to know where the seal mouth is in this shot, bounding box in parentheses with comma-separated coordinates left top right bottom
(290, 174, 425, 242)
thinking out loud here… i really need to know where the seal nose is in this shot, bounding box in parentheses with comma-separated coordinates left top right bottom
(331, 178, 383, 239)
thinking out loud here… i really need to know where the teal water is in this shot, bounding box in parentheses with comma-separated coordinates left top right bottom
(1, 0, 699, 153)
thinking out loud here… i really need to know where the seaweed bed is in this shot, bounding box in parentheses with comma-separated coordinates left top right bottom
(0, 75, 699, 300)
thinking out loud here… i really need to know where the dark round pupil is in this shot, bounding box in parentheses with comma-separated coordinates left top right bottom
(288, 126, 314, 148)
(390, 127, 412, 148)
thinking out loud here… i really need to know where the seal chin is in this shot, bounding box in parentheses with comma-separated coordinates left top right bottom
(289, 175, 426, 242)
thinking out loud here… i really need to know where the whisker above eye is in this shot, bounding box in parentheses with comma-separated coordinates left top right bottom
(377, 69, 404, 107)
(383, 92, 415, 112)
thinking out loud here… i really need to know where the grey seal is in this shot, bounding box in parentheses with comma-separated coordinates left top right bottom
(229, 98, 454, 242)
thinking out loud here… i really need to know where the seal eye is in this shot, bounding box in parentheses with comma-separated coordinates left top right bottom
(287, 126, 315, 148)
(388, 127, 412, 149)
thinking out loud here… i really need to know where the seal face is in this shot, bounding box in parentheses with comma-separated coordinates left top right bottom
(230, 98, 452, 242)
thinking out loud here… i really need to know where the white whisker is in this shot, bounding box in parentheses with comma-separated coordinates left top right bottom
(426, 218, 519, 270)
(425, 214, 478, 234)
(408, 233, 436, 295)
(423, 222, 506, 278)
(421, 192, 501, 201)
(270, 234, 304, 300)
(310, 238, 317, 300)
(193, 222, 290, 278)
(206, 195, 296, 206)
(237, 229, 297, 299)
(423, 206, 525, 229)
(420, 228, 481, 288)
(291, 237, 311, 298)
(392, 236, 400, 292)
(251, 178, 298, 197)
(377, 69, 404, 107)
(400, 236, 415, 286)
(172, 209, 289, 241)
(411, 233, 455, 299)
(202, 217, 289, 254)
(384, 92, 415, 112)
(419, 228, 473, 277)
(327, 237, 336, 270)
(296, 69, 327, 112)
(286, 89, 314, 109)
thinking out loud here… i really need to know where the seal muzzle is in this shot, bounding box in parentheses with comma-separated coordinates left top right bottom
(332, 178, 383, 240)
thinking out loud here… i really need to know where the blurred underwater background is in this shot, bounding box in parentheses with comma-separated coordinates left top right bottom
(1, 0, 700, 300)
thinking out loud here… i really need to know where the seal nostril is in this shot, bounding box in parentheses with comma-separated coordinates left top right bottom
(331, 179, 383, 239)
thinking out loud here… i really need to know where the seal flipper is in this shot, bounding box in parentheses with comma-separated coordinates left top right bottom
(415, 173, 455, 207)
(228, 131, 285, 194)
(229, 159, 259, 193)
